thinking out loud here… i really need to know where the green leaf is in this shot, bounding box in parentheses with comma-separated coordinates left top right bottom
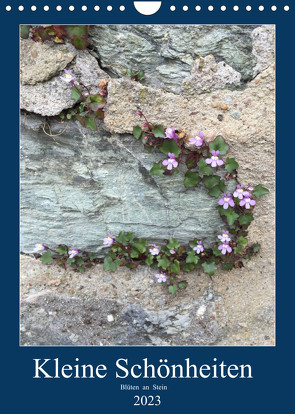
(219, 208, 239, 226)
(67, 258, 75, 265)
(153, 125, 165, 138)
(167, 237, 181, 251)
(239, 213, 254, 226)
(137, 69, 145, 80)
(84, 116, 97, 131)
(234, 237, 248, 254)
(197, 159, 213, 176)
(95, 109, 104, 120)
(131, 249, 139, 259)
(103, 257, 119, 272)
(237, 237, 248, 248)
(177, 246, 186, 256)
(168, 284, 178, 295)
(53, 25, 67, 39)
(169, 260, 180, 274)
(221, 263, 234, 271)
(218, 180, 227, 193)
(133, 126, 142, 139)
(203, 175, 220, 189)
(76, 257, 84, 266)
(182, 263, 195, 272)
(150, 162, 164, 176)
(132, 239, 147, 254)
(186, 251, 199, 264)
(213, 245, 222, 256)
(209, 186, 222, 198)
(89, 94, 106, 111)
(71, 86, 81, 102)
(65, 25, 88, 38)
(116, 231, 134, 246)
(178, 281, 187, 289)
(202, 261, 217, 276)
(89, 253, 96, 261)
(157, 255, 170, 270)
(185, 155, 198, 170)
(71, 35, 89, 50)
(145, 254, 154, 266)
(40, 251, 53, 265)
(253, 243, 260, 253)
(209, 135, 229, 155)
(225, 157, 239, 173)
(56, 245, 68, 255)
(32, 27, 51, 42)
(20, 25, 31, 39)
(108, 251, 117, 260)
(184, 171, 201, 188)
(253, 184, 269, 198)
(160, 139, 181, 157)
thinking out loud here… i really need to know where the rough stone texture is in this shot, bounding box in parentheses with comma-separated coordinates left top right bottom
(20, 39, 76, 85)
(20, 114, 232, 255)
(20, 40, 109, 116)
(20, 25, 275, 346)
(89, 25, 260, 94)
(251, 26, 275, 76)
(20, 255, 274, 346)
(182, 54, 241, 96)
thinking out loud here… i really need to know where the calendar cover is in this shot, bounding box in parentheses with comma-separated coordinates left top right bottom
(1, 1, 291, 412)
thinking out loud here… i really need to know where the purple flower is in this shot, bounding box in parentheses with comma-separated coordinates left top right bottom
(218, 230, 231, 243)
(103, 234, 114, 246)
(68, 248, 79, 258)
(60, 69, 75, 86)
(193, 241, 204, 254)
(206, 150, 224, 167)
(170, 249, 176, 255)
(155, 272, 167, 283)
(239, 193, 256, 209)
(233, 184, 246, 200)
(165, 127, 178, 141)
(189, 131, 204, 148)
(34, 243, 47, 253)
(247, 186, 254, 191)
(149, 244, 160, 256)
(218, 242, 232, 255)
(162, 153, 178, 170)
(218, 193, 235, 209)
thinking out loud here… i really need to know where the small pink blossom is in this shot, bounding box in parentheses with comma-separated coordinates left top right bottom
(239, 193, 256, 209)
(149, 244, 160, 256)
(68, 248, 79, 258)
(206, 150, 224, 168)
(218, 243, 232, 255)
(155, 272, 167, 283)
(189, 131, 204, 147)
(162, 153, 178, 170)
(103, 234, 114, 246)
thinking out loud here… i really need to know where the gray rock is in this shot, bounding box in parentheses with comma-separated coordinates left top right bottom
(251, 25, 275, 76)
(89, 25, 257, 94)
(182, 54, 241, 96)
(20, 39, 109, 116)
(20, 113, 232, 255)
(20, 39, 76, 85)
(20, 291, 220, 346)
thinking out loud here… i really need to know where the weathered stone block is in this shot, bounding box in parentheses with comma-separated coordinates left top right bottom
(20, 114, 231, 254)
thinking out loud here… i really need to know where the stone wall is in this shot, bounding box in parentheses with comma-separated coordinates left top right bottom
(20, 25, 275, 346)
